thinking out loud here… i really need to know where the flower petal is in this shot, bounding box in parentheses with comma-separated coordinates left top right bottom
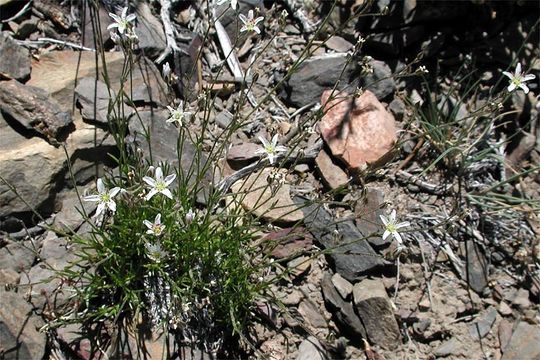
(108, 200, 116, 212)
(155, 213, 162, 224)
(515, 62, 522, 75)
(164, 174, 176, 185)
(239, 14, 247, 24)
(143, 176, 156, 187)
(390, 209, 397, 222)
(145, 189, 158, 201)
(109, 187, 121, 197)
(519, 84, 530, 94)
(155, 167, 163, 181)
(97, 178, 105, 193)
(502, 71, 513, 79)
(393, 232, 403, 244)
(143, 220, 153, 228)
(397, 221, 410, 229)
(379, 215, 389, 226)
(382, 230, 391, 240)
(507, 83, 517, 92)
(83, 195, 100, 202)
(161, 188, 174, 199)
(96, 203, 106, 216)
(523, 74, 536, 81)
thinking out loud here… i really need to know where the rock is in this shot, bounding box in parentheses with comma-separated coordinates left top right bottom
(319, 90, 397, 170)
(301, 199, 387, 281)
(283, 53, 358, 107)
(298, 299, 327, 329)
(464, 241, 488, 293)
(501, 322, 540, 360)
(321, 273, 367, 339)
(0, 32, 30, 81)
(75, 77, 116, 125)
(216, 109, 234, 129)
(353, 279, 401, 350)
(0, 240, 37, 273)
(354, 187, 390, 248)
(498, 319, 513, 350)
(227, 142, 263, 169)
(135, 2, 167, 59)
(20, 249, 78, 309)
(325, 36, 354, 52)
(434, 337, 458, 357)
(288, 255, 311, 277)
(359, 59, 396, 101)
(0, 291, 46, 359)
(511, 288, 531, 310)
(498, 301, 513, 316)
(315, 148, 349, 190)
(0, 120, 66, 217)
(81, 1, 110, 49)
(0, 268, 20, 286)
(0, 79, 73, 141)
(232, 168, 303, 225)
(278, 289, 303, 306)
(53, 189, 96, 232)
(128, 108, 212, 203)
(264, 227, 313, 259)
(331, 273, 353, 300)
(468, 306, 497, 340)
(296, 336, 327, 360)
(28, 51, 169, 110)
(388, 97, 405, 122)
(505, 132, 536, 177)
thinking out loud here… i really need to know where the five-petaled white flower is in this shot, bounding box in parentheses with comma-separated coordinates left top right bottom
(83, 178, 121, 216)
(380, 209, 410, 248)
(166, 102, 192, 127)
(217, 0, 238, 10)
(255, 134, 287, 164)
(107, 6, 136, 34)
(239, 10, 264, 34)
(502, 63, 536, 94)
(144, 213, 166, 236)
(143, 167, 176, 200)
(145, 241, 167, 261)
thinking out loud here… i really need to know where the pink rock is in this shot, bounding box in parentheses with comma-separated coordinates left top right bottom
(319, 90, 397, 170)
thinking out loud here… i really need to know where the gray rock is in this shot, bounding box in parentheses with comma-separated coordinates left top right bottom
(0, 32, 31, 81)
(388, 97, 405, 122)
(0, 291, 46, 359)
(298, 299, 327, 329)
(216, 109, 234, 129)
(135, 2, 167, 59)
(464, 241, 488, 293)
(53, 189, 96, 232)
(0, 116, 66, 217)
(321, 273, 367, 339)
(502, 322, 540, 360)
(301, 200, 388, 281)
(227, 142, 262, 169)
(353, 279, 401, 350)
(331, 273, 353, 300)
(21, 255, 78, 309)
(75, 77, 116, 125)
(283, 53, 359, 107)
(296, 336, 327, 360)
(355, 187, 390, 248)
(359, 59, 396, 101)
(315, 149, 349, 190)
(0, 240, 37, 273)
(0, 79, 72, 141)
(128, 109, 213, 203)
(434, 337, 458, 357)
(469, 306, 497, 340)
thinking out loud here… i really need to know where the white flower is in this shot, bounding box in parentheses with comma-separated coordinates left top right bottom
(83, 178, 121, 216)
(380, 209, 410, 248)
(166, 102, 192, 127)
(144, 213, 166, 236)
(254, 134, 287, 164)
(143, 167, 176, 200)
(502, 63, 536, 94)
(107, 7, 136, 35)
(185, 208, 196, 225)
(217, 0, 238, 10)
(239, 10, 264, 34)
(145, 241, 167, 261)
(162, 63, 171, 80)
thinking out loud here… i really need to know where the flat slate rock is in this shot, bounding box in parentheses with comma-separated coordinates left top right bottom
(282, 53, 359, 107)
(0, 79, 72, 142)
(0, 32, 31, 81)
(0, 291, 47, 360)
(501, 322, 540, 360)
(300, 199, 388, 281)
